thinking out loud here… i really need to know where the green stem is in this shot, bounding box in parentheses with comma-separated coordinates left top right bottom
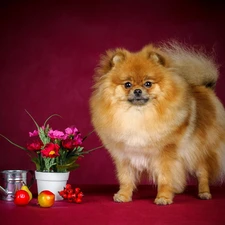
(25, 109, 40, 131)
(43, 114, 62, 127)
(80, 145, 104, 155)
(82, 129, 95, 142)
(0, 134, 30, 154)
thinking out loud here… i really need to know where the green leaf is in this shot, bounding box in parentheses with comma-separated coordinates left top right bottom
(59, 155, 78, 165)
(70, 146, 84, 154)
(56, 155, 80, 172)
(56, 161, 79, 172)
(39, 127, 50, 145)
(31, 157, 41, 171)
(44, 158, 57, 172)
(66, 163, 79, 171)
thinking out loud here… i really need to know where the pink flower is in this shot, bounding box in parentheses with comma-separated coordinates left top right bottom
(41, 143, 60, 158)
(65, 127, 79, 136)
(29, 130, 39, 137)
(63, 127, 80, 139)
(48, 129, 65, 139)
(29, 126, 45, 137)
(73, 134, 83, 145)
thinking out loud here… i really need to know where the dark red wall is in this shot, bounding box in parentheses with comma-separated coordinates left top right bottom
(0, 0, 225, 185)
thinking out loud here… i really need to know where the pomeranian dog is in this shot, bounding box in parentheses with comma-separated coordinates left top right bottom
(89, 41, 225, 205)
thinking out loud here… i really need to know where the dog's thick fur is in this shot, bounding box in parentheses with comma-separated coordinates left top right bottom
(89, 41, 225, 205)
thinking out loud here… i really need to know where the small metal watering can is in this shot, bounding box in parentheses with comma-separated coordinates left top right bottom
(0, 170, 34, 201)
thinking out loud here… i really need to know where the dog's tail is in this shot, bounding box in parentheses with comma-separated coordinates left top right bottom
(160, 41, 219, 89)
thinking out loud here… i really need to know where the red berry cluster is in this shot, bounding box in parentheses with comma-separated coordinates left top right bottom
(59, 184, 83, 203)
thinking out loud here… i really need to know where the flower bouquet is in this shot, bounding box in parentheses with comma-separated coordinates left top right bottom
(0, 110, 100, 173)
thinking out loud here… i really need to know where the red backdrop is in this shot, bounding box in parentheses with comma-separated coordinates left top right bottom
(0, 0, 225, 187)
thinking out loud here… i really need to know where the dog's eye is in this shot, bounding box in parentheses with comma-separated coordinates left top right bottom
(124, 82, 132, 89)
(144, 81, 152, 88)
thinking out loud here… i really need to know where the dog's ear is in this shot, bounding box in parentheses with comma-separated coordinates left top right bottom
(96, 49, 126, 76)
(142, 44, 169, 67)
(148, 52, 166, 66)
(111, 52, 125, 66)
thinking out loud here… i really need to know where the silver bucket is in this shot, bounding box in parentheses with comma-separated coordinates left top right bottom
(0, 170, 34, 201)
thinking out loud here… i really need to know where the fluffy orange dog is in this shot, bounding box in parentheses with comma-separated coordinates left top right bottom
(90, 42, 225, 205)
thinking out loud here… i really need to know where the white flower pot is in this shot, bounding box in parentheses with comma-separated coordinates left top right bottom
(35, 171, 70, 201)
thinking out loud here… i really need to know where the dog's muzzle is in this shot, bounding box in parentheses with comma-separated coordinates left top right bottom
(128, 89, 149, 106)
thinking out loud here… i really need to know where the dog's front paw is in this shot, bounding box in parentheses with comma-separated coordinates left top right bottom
(198, 192, 212, 200)
(113, 193, 132, 202)
(154, 196, 173, 205)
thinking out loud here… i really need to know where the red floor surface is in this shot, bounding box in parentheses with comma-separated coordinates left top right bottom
(1, 185, 225, 225)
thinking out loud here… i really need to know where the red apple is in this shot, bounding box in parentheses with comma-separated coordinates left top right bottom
(14, 190, 30, 206)
(38, 190, 55, 207)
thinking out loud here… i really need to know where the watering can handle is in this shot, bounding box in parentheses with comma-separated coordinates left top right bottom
(27, 170, 35, 188)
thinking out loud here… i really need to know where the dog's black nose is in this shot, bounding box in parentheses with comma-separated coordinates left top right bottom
(134, 89, 142, 96)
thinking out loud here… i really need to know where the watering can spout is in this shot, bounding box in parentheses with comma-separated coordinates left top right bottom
(0, 186, 8, 196)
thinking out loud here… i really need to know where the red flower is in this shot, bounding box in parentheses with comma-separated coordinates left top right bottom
(41, 143, 60, 158)
(27, 140, 43, 151)
(62, 139, 82, 150)
(62, 139, 73, 150)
